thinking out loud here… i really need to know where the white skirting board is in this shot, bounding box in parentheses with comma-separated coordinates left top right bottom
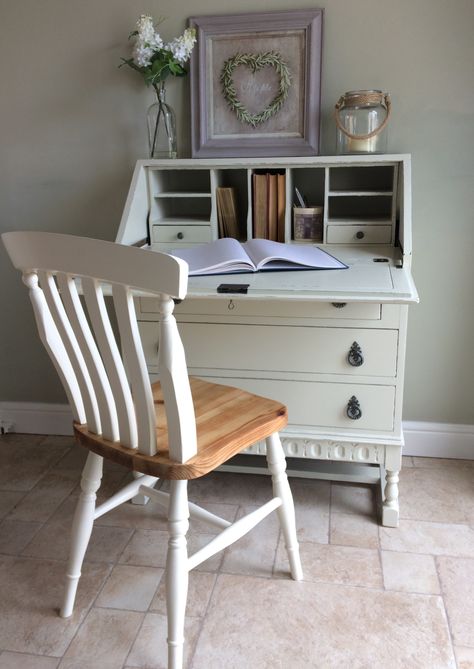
(0, 402, 473, 460)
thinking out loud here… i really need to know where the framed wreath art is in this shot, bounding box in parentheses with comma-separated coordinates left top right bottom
(189, 9, 323, 158)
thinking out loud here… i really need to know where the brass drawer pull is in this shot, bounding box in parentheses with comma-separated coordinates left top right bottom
(347, 396, 362, 420)
(348, 341, 364, 367)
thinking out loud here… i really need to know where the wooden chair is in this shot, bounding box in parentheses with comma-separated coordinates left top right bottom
(2, 231, 303, 669)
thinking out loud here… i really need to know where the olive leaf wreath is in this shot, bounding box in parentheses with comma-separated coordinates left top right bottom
(220, 52, 291, 128)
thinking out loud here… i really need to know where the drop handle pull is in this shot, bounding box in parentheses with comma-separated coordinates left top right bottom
(348, 341, 364, 367)
(177, 232, 184, 239)
(346, 396, 362, 420)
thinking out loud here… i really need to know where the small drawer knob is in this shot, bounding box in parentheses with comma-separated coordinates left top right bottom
(347, 341, 364, 367)
(356, 231, 365, 240)
(177, 232, 184, 240)
(346, 396, 362, 420)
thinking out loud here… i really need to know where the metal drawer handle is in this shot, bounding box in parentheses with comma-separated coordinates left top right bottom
(346, 396, 362, 420)
(177, 232, 184, 240)
(356, 231, 365, 240)
(348, 341, 364, 367)
(331, 302, 347, 308)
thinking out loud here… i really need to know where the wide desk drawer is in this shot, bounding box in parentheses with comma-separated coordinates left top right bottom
(140, 298, 381, 321)
(177, 323, 398, 377)
(204, 376, 395, 432)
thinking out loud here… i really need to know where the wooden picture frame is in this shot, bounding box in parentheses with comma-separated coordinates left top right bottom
(189, 9, 323, 158)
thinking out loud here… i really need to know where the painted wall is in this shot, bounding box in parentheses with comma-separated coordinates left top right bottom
(0, 0, 473, 424)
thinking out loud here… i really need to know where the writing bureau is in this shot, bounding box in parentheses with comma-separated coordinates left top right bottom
(116, 155, 418, 527)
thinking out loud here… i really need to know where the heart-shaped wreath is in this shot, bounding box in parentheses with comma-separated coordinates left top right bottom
(220, 51, 291, 128)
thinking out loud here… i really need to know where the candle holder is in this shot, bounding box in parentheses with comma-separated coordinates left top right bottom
(335, 90, 391, 154)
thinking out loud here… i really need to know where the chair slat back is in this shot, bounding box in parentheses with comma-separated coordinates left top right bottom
(2, 231, 197, 462)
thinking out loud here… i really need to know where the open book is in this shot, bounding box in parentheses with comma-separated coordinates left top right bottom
(169, 238, 348, 276)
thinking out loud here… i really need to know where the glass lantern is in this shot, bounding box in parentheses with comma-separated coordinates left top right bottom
(335, 90, 391, 154)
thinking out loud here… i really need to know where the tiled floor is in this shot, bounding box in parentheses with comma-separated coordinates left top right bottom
(1, 434, 473, 668)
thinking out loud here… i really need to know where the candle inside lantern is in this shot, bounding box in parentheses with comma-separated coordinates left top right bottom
(347, 136, 378, 153)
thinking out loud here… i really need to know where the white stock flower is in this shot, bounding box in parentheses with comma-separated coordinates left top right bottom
(133, 44, 154, 67)
(166, 27, 196, 64)
(136, 15, 155, 42)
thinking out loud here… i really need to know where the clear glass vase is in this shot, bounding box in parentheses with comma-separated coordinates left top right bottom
(147, 82, 177, 159)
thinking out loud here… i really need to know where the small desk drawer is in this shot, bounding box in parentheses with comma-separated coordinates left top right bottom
(205, 376, 395, 432)
(326, 225, 392, 244)
(178, 323, 398, 377)
(151, 225, 211, 244)
(141, 298, 381, 321)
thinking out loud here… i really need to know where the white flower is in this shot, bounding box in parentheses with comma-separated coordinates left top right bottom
(136, 15, 155, 42)
(166, 27, 196, 65)
(133, 44, 154, 67)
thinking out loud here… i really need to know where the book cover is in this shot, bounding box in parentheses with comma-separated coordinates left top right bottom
(252, 174, 268, 239)
(277, 173, 286, 242)
(267, 174, 278, 242)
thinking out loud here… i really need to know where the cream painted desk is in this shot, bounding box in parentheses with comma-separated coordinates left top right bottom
(117, 155, 418, 527)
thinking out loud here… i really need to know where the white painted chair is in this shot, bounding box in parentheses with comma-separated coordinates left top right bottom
(3, 231, 303, 669)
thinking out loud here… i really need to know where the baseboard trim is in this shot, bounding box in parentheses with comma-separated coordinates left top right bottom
(0, 402, 473, 460)
(0, 402, 73, 436)
(402, 421, 474, 459)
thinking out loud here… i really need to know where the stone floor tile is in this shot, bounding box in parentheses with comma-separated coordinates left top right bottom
(191, 574, 456, 668)
(0, 556, 110, 656)
(0, 436, 70, 492)
(275, 539, 383, 588)
(0, 652, 59, 669)
(330, 512, 379, 549)
(0, 652, 59, 668)
(0, 520, 41, 555)
(119, 529, 223, 572)
(437, 556, 474, 647)
(331, 482, 376, 517)
(58, 608, 143, 669)
(412, 456, 474, 469)
(380, 520, 474, 557)
(0, 491, 25, 520)
(151, 571, 217, 618)
(399, 467, 474, 524)
(221, 505, 280, 577)
(126, 613, 201, 669)
(162, 471, 274, 506)
(290, 479, 330, 544)
(455, 646, 474, 669)
(21, 497, 134, 562)
(7, 470, 77, 523)
(381, 550, 440, 594)
(95, 565, 164, 611)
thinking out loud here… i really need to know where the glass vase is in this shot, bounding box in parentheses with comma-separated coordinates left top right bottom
(147, 82, 177, 159)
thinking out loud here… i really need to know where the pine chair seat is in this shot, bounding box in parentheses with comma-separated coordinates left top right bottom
(2, 231, 302, 669)
(74, 376, 288, 479)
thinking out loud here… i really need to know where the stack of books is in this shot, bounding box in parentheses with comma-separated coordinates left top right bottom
(252, 171, 286, 242)
(216, 187, 240, 239)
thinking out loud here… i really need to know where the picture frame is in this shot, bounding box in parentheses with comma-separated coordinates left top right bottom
(189, 9, 323, 158)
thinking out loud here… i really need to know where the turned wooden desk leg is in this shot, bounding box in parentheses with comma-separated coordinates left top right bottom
(381, 445, 401, 527)
(382, 469, 400, 527)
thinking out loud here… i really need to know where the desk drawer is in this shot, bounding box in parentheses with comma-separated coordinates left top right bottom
(139, 322, 398, 377)
(326, 225, 392, 244)
(178, 323, 398, 377)
(204, 376, 395, 432)
(141, 298, 381, 321)
(151, 225, 211, 244)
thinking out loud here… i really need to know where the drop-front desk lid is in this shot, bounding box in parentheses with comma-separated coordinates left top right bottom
(181, 245, 418, 304)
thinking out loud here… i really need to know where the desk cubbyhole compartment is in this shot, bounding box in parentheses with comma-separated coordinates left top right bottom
(213, 168, 249, 241)
(327, 195, 393, 224)
(291, 168, 326, 210)
(151, 196, 212, 226)
(329, 165, 394, 194)
(149, 168, 211, 196)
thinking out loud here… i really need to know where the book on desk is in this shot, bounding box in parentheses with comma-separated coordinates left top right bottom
(168, 238, 348, 277)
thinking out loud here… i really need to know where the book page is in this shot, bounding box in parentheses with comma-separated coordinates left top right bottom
(242, 239, 348, 271)
(169, 238, 254, 275)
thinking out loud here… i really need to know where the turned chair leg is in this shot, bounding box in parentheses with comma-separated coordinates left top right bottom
(60, 451, 103, 618)
(166, 480, 190, 669)
(266, 433, 303, 581)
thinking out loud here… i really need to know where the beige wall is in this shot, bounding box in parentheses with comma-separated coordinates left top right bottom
(0, 0, 473, 424)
